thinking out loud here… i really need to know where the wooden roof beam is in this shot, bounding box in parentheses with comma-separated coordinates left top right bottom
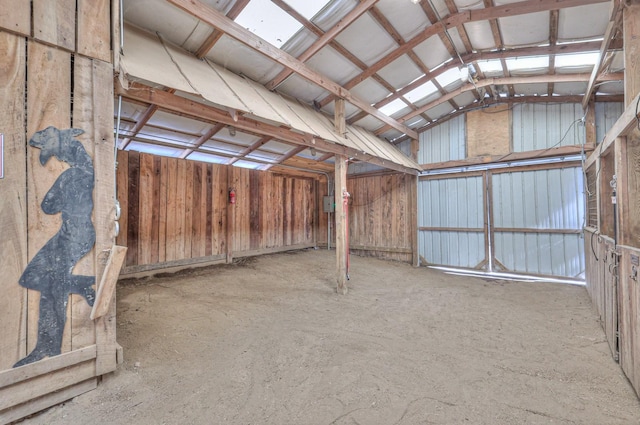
(347, 41, 606, 125)
(195, 0, 250, 58)
(179, 123, 224, 159)
(116, 80, 419, 175)
(374, 72, 624, 135)
(317, 0, 609, 108)
(581, 3, 624, 109)
(265, 0, 379, 90)
(262, 146, 307, 171)
(118, 88, 176, 150)
(227, 135, 273, 165)
(167, 0, 417, 139)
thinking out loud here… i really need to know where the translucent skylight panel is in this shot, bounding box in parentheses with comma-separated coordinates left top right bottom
(378, 98, 408, 116)
(505, 56, 549, 71)
(435, 67, 464, 87)
(477, 59, 503, 73)
(404, 81, 438, 103)
(283, 0, 331, 20)
(554, 52, 599, 67)
(235, 0, 303, 48)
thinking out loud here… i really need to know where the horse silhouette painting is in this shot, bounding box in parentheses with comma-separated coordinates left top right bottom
(14, 126, 96, 368)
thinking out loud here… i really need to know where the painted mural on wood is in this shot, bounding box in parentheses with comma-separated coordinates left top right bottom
(14, 127, 96, 368)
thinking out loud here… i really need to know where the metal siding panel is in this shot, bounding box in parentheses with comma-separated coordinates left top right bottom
(491, 167, 585, 277)
(418, 115, 465, 164)
(418, 176, 484, 267)
(512, 103, 586, 152)
(595, 102, 624, 144)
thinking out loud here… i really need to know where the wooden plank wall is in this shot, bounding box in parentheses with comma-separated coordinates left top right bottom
(619, 245, 640, 395)
(346, 173, 413, 263)
(0, 0, 115, 422)
(117, 151, 318, 273)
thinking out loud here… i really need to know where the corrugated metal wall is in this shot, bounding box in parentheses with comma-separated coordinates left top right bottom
(492, 167, 585, 277)
(418, 115, 465, 164)
(595, 102, 624, 144)
(418, 175, 486, 268)
(512, 103, 586, 151)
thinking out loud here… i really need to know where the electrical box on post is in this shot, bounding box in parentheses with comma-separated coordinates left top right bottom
(323, 196, 334, 213)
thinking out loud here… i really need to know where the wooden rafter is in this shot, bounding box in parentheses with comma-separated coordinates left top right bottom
(166, 0, 417, 139)
(116, 81, 419, 175)
(374, 72, 624, 135)
(347, 40, 607, 125)
(118, 88, 176, 150)
(581, 3, 624, 109)
(317, 0, 608, 109)
(265, 0, 379, 90)
(195, 0, 250, 58)
(179, 123, 225, 159)
(262, 146, 307, 171)
(547, 9, 559, 96)
(227, 135, 273, 165)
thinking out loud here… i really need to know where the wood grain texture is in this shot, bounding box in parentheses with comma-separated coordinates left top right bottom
(70, 55, 96, 352)
(32, 0, 76, 51)
(77, 0, 110, 61)
(0, 32, 27, 371)
(467, 104, 511, 158)
(0, 0, 30, 35)
(618, 246, 640, 395)
(26, 41, 71, 355)
(117, 152, 319, 270)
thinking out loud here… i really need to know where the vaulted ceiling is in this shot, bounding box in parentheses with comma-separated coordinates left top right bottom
(116, 0, 625, 174)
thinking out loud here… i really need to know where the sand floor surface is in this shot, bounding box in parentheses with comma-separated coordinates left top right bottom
(21, 250, 640, 424)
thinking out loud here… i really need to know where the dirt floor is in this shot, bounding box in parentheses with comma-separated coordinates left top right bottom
(21, 249, 640, 424)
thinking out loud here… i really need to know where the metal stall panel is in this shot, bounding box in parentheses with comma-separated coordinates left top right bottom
(512, 103, 586, 151)
(418, 175, 486, 268)
(418, 115, 465, 164)
(491, 167, 585, 277)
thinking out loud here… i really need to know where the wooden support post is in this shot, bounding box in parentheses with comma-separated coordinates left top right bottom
(624, 2, 640, 107)
(614, 137, 629, 245)
(226, 167, 234, 264)
(410, 174, 419, 267)
(411, 138, 419, 162)
(585, 101, 597, 147)
(335, 155, 348, 294)
(335, 98, 346, 137)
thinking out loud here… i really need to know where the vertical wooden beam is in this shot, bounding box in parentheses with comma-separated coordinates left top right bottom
(614, 136, 628, 245)
(226, 167, 234, 263)
(334, 98, 346, 137)
(410, 175, 419, 267)
(335, 155, 348, 294)
(585, 101, 597, 147)
(624, 3, 640, 106)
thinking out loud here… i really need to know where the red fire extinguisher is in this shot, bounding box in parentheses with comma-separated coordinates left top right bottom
(229, 189, 236, 204)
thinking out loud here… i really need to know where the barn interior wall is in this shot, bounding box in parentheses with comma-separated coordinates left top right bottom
(116, 150, 318, 275)
(583, 3, 640, 397)
(0, 0, 118, 423)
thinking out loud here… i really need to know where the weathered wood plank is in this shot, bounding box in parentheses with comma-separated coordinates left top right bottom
(70, 55, 96, 352)
(0, 0, 30, 35)
(467, 104, 511, 157)
(0, 32, 27, 371)
(335, 155, 348, 294)
(138, 154, 154, 265)
(191, 162, 203, 258)
(150, 155, 162, 264)
(89, 58, 117, 377)
(33, 0, 75, 51)
(0, 378, 96, 425)
(26, 41, 72, 355)
(116, 151, 129, 249)
(90, 245, 127, 321)
(126, 151, 140, 266)
(77, 0, 110, 61)
(158, 157, 169, 263)
(175, 158, 187, 260)
(205, 164, 213, 256)
(165, 157, 179, 261)
(184, 160, 195, 258)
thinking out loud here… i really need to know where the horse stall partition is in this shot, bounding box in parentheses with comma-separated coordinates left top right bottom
(0, 0, 118, 423)
(116, 151, 318, 275)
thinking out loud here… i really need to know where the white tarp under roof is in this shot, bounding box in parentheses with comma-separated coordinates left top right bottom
(118, 24, 420, 172)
